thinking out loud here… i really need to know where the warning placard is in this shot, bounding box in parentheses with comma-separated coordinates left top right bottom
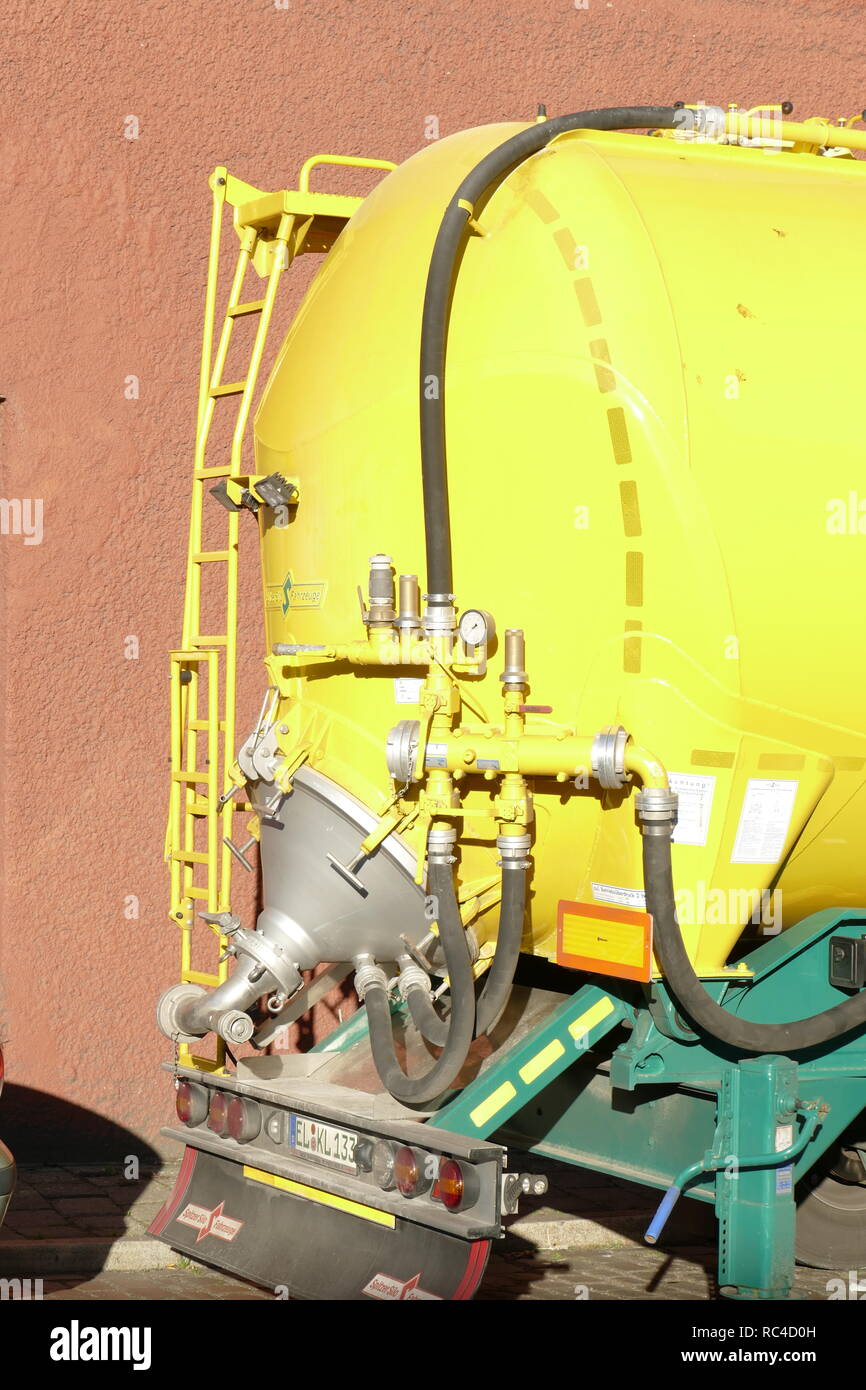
(731, 778, 798, 865)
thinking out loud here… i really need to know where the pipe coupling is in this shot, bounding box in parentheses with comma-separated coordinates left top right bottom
(496, 833, 532, 870)
(591, 725, 630, 790)
(386, 719, 421, 784)
(427, 825, 458, 866)
(635, 785, 679, 834)
(397, 959, 433, 1000)
(422, 593, 456, 634)
(233, 926, 303, 998)
(353, 955, 389, 1001)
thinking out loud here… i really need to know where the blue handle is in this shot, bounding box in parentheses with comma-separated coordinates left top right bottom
(645, 1184, 681, 1245)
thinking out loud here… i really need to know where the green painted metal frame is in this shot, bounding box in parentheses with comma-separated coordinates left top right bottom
(312, 909, 866, 1298)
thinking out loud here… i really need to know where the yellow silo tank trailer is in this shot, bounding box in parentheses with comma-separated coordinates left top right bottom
(152, 103, 866, 1300)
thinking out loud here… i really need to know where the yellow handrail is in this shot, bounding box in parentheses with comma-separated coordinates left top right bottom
(298, 153, 397, 193)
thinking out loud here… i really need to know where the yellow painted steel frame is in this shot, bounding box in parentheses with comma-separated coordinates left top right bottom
(167, 156, 393, 1072)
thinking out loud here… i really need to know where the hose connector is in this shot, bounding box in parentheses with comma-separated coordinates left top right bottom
(423, 592, 456, 635)
(635, 785, 679, 835)
(427, 825, 458, 866)
(353, 954, 389, 1001)
(496, 832, 532, 871)
(591, 725, 630, 790)
(397, 957, 434, 1001)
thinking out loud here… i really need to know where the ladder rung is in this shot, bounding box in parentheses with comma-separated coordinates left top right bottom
(187, 886, 211, 900)
(191, 636, 228, 647)
(192, 550, 230, 563)
(227, 299, 265, 318)
(209, 381, 247, 398)
(184, 971, 223, 987)
(172, 769, 213, 783)
(194, 467, 232, 479)
(189, 720, 228, 732)
(171, 850, 210, 865)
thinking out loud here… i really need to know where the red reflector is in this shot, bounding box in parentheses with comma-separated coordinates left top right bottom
(394, 1145, 422, 1197)
(438, 1157, 466, 1210)
(227, 1095, 261, 1144)
(207, 1089, 230, 1135)
(176, 1079, 208, 1127)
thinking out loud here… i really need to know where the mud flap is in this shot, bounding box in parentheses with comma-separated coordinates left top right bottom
(149, 1146, 491, 1300)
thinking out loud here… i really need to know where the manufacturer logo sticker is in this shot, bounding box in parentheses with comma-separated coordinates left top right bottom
(265, 571, 327, 614)
(177, 1200, 244, 1244)
(362, 1271, 441, 1301)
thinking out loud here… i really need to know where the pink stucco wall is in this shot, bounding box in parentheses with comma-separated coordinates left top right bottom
(1, 0, 864, 1157)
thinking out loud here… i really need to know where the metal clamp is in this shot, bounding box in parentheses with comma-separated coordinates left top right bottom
(232, 926, 302, 997)
(354, 954, 389, 1001)
(386, 719, 421, 784)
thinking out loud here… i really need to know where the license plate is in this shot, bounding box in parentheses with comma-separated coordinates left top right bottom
(289, 1113, 358, 1172)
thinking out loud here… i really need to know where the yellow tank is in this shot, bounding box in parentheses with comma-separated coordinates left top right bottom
(252, 119, 866, 980)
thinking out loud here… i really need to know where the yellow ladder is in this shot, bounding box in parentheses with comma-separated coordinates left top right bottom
(166, 159, 394, 1070)
(167, 167, 299, 1070)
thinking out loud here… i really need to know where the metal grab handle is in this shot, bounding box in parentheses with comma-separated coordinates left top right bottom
(297, 154, 396, 194)
(645, 1109, 822, 1246)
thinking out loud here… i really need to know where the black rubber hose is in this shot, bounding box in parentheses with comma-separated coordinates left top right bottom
(404, 861, 528, 1045)
(474, 864, 528, 1036)
(365, 860, 477, 1104)
(644, 827, 866, 1053)
(420, 105, 685, 602)
(406, 987, 450, 1046)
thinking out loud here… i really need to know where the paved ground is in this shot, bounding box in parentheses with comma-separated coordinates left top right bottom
(33, 1246, 848, 1301)
(0, 1159, 851, 1301)
(0, 1163, 177, 1248)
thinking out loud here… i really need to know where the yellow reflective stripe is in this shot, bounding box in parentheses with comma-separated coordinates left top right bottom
(469, 1082, 517, 1129)
(467, 996, 615, 1130)
(242, 1164, 395, 1229)
(568, 996, 614, 1044)
(519, 1038, 565, 1085)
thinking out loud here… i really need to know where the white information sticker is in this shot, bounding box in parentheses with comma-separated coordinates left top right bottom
(591, 881, 646, 910)
(394, 677, 423, 705)
(669, 772, 716, 847)
(731, 778, 798, 865)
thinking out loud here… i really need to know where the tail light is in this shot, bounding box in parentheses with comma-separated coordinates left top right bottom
(394, 1145, 432, 1198)
(227, 1095, 261, 1144)
(437, 1156, 479, 1212)
(371, 1139, 398, 1190)
(207, 1089, 230, 1135)
(176, 1079, 209, 1127)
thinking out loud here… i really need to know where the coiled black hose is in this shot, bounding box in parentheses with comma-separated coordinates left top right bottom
(644, 825, 866, 1053)
(420, 105, 685, 604)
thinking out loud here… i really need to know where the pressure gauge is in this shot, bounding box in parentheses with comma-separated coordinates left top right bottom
(458, 608, 495, 648)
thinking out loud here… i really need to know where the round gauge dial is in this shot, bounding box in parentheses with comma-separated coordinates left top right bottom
(458, 608, 494, 647)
